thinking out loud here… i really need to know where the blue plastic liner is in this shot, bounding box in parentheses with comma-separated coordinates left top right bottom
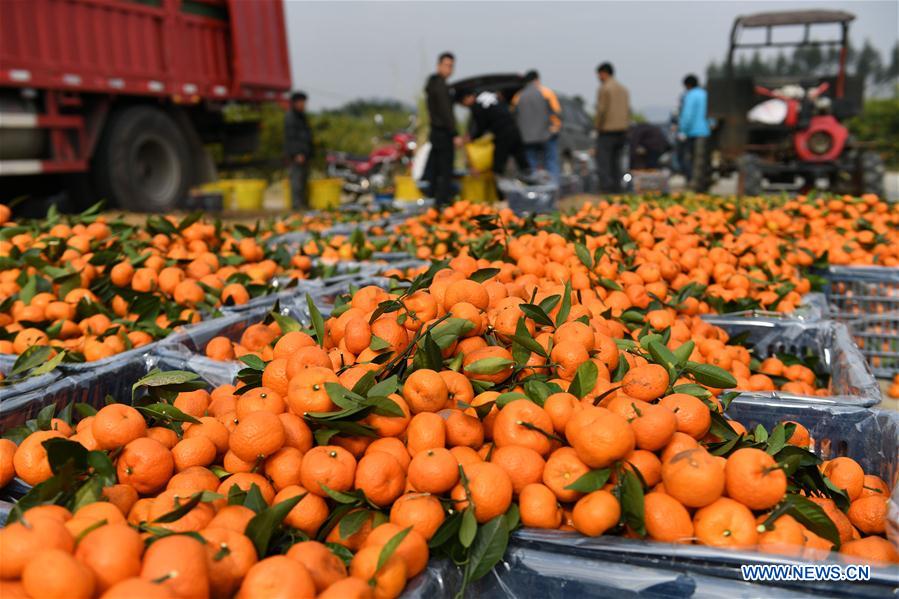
(703, 316, 882, 406)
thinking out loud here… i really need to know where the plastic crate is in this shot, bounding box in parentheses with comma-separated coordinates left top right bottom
(500, 180, 560, 215)
(847, 311, 899, 379)
(702, 316, 882, 406)
(155, 298, 321, 386)
(403, 400, 897, 599)
(818, 266, 899, 321)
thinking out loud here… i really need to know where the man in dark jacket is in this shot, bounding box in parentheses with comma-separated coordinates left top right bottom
(284, 91, 313, 210)
(425, 52, 459, 207)
(460, 90, 529, 176)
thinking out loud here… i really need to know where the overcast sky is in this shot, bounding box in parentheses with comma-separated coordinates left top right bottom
(285, 0, 898, 117)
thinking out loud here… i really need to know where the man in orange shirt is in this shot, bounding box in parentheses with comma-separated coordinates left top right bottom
(512, 70, 562, 182)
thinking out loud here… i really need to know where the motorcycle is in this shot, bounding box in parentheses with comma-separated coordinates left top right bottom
(325, 114, 418, 201)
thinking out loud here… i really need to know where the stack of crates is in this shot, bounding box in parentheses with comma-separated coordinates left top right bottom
(816, 266, 899, 378)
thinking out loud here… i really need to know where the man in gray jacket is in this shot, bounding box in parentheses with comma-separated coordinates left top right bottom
(512, 70, 562, 182)
(284, 91, 313, 210)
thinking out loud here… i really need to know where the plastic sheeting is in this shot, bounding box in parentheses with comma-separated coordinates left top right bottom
(400, 399, 899, 599)
(702, 316, 882, 406)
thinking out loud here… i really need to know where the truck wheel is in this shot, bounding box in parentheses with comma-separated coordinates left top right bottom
(857, 150, 885, 197)
(737, 154, 762, 196)
(94, 106, 192, 212)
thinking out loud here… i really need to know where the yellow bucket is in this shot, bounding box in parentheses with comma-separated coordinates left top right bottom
(465, 136, 494, 173)
(204, 179, 266, 211)
(460, 173, 497, 204)
(308, 178, 343, 210)
(394, 175, 423, 201)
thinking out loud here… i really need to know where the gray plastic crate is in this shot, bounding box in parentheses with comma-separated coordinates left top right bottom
(847, 311, 899, 379)
(817, 266, 899, 378)
(404, 400, 899, 599)
(702, 316, 882, 406)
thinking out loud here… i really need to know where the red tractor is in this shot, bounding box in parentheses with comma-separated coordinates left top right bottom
(704, 10, 885, 197)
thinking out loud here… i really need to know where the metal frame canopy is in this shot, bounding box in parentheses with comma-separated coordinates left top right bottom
(725, 10, 856, 96)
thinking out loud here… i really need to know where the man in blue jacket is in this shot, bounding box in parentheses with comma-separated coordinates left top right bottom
(678, 74, 710, 188)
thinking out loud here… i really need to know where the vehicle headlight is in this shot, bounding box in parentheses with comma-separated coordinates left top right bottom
(807, 131, 833, 155)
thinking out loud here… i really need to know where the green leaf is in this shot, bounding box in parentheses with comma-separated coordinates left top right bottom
(428, 511, 462, 549)
(766, 423, 788, 456)
(754, 424, 769, 444)
(509, 327, 547, 359)
(412, 333, 444, 372)
(338, 508, 371, 539)
(43, 438, 88, 475)
(671, 341, 695, 366)
(568, 360, 598, 399)
(459, 508, 478, 548)
(152, 491, 221, 523)
(29, 350, 66, 377)
(376, 526, 412, 572)
(464, 357, 514, 375)
(245, 493, 305, 557)
(306, 294, 326, 348)
(239, 354, 266, 371)
(574, 242, 593, 269)
(555, 280, 572, 326)
(429, 318, 475, 350)
(519, 304, 554, 328)
(367, 375, 399, 399)
(269, 310, 301, 334)
(350, 371, 378, 397)
(9, 345, 55, 377)
(469, 268, 500, 283)
(369, 335, 391, 352)
(244, 483, 269, 514)
(136, 403, 201, 425)
(647, 340, 678, 382)
(684, 362, 737, 389)
(598, 278, 622, 291)
(783, 493, 840, 549)
(523, 380, 552, 405)
(131, 369, 204, 403)
(320, 484, 365, 505)
(564, 468, 611, 493)
(495, 392, 528, 408)
(616, 468, 646, 536)
(465, 514, 511, 583)
(87, 451, 116, 486)
(19, 274, 37, 304)
(670, 383, 711, 399)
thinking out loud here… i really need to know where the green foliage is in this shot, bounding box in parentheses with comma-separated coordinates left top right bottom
(848, 98, 899, 167)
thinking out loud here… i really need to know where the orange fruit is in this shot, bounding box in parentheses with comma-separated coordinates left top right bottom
(492, 399, 555, 455)
(542, 446, 590, 503)
(0, 513, 75, 579)
(349, 545, 407, 599)
(235, 556, 315, 599)
(407, 447, 459, 494)
(571, 490, 621, 536)
(405, 412, 446, 455)
(658, 393, 711, 440)
(139, 534, 209, 598)
(100, 578, 173, 599)
(299, 445, 357, 496)
(199, 527, 258, 599)
(207, 505, 256, 533)
(450, 462, 513, 523)
(354, 451, 406, 507)
(403, 369, 449, 413)
(22, 549, 95, 599)
(644, 492, 693, 543)
(847, 495, 887, 535)
(285, 541, 347, 593)
(756, 513, 804, 556)
(362, 522, 430, 578)
(75, 523, 144, 593)
(91, 404, 148, 450)
(236, 387, 286, 418)
(519, 483, 563, 529)
(840, 536, 899, 565)
(229, 411, 285, 462)
(318, 577, 373, 599)
(116, 437, 174, 495)
(693, 497, 758, 548)
(564, 406, 634, 468)
(172, 436, 217, 472)
(389, 493, 446, 540)
(822, 457, 864, 501)
(621, 364, 669, 401)
(724, 447, 787, 510)
(490, 445, 546, 495)
(286, 366, 338, 414)
(661, 448, 725, 508)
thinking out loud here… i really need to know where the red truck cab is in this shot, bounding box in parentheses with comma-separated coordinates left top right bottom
(0, 0, 291, 211)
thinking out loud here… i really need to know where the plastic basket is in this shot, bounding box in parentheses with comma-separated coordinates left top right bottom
(394, 175, 424, 201)
(702, 316, 882, 407)
(847, 311, 899, 379)
(408, 400, 897, 599)
(308, 179, 343, 210)
(817, 266, 899, 321)
(499, 179, 559, 215)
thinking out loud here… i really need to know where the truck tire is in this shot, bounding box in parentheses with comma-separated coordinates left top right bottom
(94, 106, 192, 212)
(857, 150, 885, 197)
(737, 154, 762, 196)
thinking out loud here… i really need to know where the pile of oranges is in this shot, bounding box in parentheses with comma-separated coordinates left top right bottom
(0, 250, 895, 599)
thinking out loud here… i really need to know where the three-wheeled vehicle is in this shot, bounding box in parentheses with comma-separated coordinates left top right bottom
(704, 10, 885, 196)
